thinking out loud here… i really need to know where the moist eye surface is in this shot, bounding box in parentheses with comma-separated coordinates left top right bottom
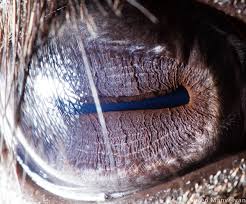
(16, 33, 219, 200)
(13, 0, 244, 201)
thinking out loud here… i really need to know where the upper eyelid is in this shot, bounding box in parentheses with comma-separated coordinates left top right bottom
(228, 36, 246, 68)
(205, 22, 246, 68)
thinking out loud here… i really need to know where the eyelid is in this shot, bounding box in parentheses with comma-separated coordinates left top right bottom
(228, 36, 246, 68)
(205, 22, 246, 68)
(119, 151, 246, 203)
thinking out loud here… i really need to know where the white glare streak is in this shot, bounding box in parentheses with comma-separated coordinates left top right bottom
(77, 38, 116, 169)
(126, 0, 159, 24)
(34, 75, 79, 100)
(150, 45, 165, 54)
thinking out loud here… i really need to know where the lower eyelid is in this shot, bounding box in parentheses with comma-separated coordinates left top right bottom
(117, 151, 246, 203)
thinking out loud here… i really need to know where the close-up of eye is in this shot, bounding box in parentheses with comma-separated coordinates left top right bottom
(0, 0, 246, 203)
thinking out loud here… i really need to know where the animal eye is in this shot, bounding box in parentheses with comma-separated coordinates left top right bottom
(2, 0, 246, 202)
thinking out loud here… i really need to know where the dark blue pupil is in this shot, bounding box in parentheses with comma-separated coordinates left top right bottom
(57, 87, 189, 115)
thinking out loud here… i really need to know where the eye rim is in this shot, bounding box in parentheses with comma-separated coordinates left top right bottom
(196, 0, 246, 24)
(13, 148, 246, 203)
(107, 150, 246, 203)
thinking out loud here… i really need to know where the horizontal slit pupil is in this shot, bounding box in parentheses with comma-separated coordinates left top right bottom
(57, 86, 189, 115)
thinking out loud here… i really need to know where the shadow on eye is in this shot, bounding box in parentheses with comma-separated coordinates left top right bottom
(2, 0, 245, 202)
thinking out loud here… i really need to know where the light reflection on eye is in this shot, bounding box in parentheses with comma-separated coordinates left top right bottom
(2, 0, 246, 203)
